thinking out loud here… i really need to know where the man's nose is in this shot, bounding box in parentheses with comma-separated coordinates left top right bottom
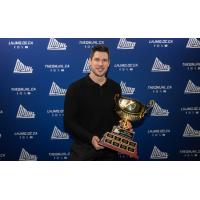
(98, 60, 104, 65)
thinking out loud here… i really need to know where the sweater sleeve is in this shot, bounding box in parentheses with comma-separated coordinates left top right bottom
(115, 83, 122, 123)
(64, 84, 93, 144)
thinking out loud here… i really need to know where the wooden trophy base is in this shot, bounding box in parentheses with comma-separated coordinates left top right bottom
(99, 126, 138, 159)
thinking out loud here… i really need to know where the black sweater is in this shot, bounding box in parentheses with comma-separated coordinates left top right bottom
(64, 75, 121, 145)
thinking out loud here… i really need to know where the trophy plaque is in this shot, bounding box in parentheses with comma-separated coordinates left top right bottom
(99, 94, 154, 159)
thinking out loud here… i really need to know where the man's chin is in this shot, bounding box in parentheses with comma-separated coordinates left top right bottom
(94, 72, 106, 77)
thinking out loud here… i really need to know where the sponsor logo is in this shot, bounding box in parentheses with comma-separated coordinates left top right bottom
(19, 148, 37, 161)
(180, 149, 200, 158)
(0, 153, 6, 160)
(47, 38, 67, 50)
(182, 62, 200, 71)
(8, 40, 34, 49)
(151, 102, 169, 116)
(186, 38, 200, 48)
(0, 110, 3, 115)
(149, 39, 173, 48)
(48, 152, 70, 160)
(151, 57, 171, 72)
(49, 82, 67, 96)
(150, 146, 168, 159)
(11, 87, 36, 95)
(0, 133, 2, 139)
(117, 38, 136, 49)
(181, 106, 200, 115)
(183, 124, 200, 137)
(83, 58, 90, 73)
(147, 129, 171, 137)
(13, 59, 33, 73)
(184, 80, 200, 94)
(16, 105, 36, 119)
(79, 40, 104, 48)
(51, 126, 69, 140)
(147, 85, 172, 94)
(47, 109, 64, 117)
(14, 131, 38, 140)
(113, 63, 139, 71)
(120, 81, 135, 95)
(44, 64, 70, 72)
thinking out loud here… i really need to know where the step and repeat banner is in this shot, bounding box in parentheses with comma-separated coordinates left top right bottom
(0, 38, 200, 161)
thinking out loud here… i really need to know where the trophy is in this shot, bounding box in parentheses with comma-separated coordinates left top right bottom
(99, 94, 155, 159)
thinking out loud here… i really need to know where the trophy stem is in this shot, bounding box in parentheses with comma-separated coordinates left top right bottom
(119, 118, 129, 130)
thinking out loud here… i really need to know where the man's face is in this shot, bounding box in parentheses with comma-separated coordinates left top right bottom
(89, 51, 110, 77)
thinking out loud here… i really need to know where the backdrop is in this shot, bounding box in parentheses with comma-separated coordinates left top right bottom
(0, 38, 199, 161)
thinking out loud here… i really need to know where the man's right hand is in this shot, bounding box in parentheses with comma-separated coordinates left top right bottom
(91, 136, 105, 150)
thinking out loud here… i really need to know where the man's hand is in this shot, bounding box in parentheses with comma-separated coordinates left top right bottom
(91, 136, 105, 150)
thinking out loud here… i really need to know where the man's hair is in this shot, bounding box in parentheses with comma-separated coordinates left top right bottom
(90, 45, 110, 59)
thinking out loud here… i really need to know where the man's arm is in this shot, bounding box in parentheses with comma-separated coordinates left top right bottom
(64, 84, 93, 144)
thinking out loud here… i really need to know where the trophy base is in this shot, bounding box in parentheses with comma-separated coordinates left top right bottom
(99, 127, 138, 159)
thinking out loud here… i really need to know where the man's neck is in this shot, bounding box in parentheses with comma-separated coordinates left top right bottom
(89, 73, 107, 86)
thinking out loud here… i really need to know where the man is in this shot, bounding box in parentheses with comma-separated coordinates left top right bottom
(64, 45, 131, 160)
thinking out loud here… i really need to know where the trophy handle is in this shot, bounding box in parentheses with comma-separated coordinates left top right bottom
(144, 100, 155, 115)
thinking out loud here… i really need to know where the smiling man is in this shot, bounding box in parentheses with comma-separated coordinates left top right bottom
(64, 45, 122, 160)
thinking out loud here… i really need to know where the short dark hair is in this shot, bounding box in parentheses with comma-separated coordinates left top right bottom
(90, 45, 110, 59)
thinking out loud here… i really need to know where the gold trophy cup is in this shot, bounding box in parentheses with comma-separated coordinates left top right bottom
(99, 94, 155, 159)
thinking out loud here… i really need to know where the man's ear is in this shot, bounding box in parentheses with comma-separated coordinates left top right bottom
(107, 59, 110, 67)
(89, 58, 92, 66)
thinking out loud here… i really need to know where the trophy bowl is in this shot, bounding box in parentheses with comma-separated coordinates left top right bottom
(116, 95, 147, 122)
